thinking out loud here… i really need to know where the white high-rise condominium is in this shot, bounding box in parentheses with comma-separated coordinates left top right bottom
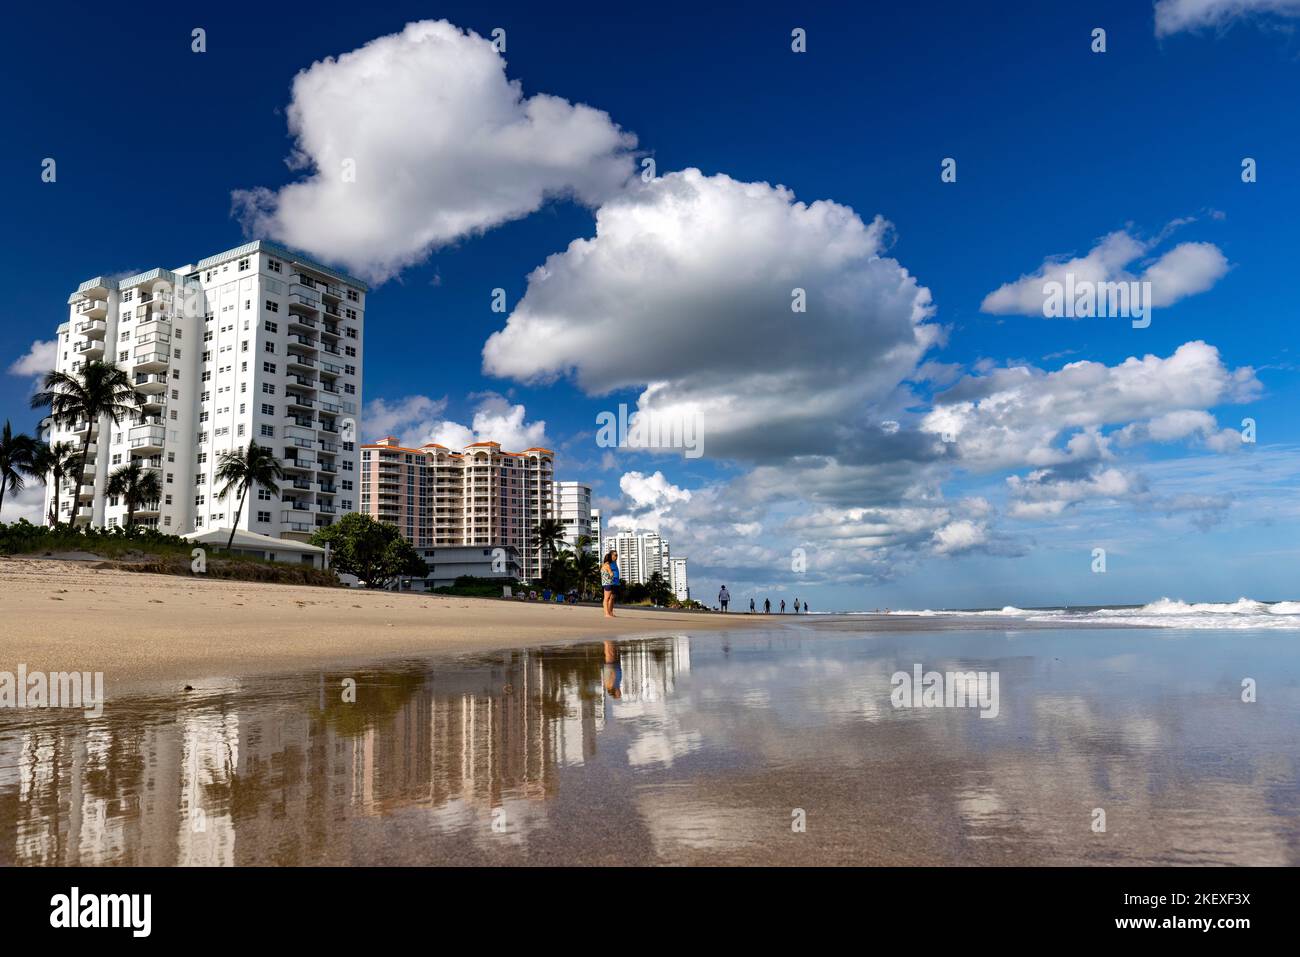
(552, 481, 593, 552)
(669, 557, 689, 602)
(605, 530, 671, 586)
(590, 508, 602, 558)
(45, 241, 366, 540)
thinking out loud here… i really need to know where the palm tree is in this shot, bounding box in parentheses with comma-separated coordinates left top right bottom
(573, 549, 599, 599)
(0, 421, 39, 519)
(106, 459, 162, 530)
(646, 570, 672, 606)
(31, 361, 141, 522)
(548, 547, 576, 591)
(214, 440, 285, 551)
(28, 440, 80, 526)
(530, 517, 566, 581)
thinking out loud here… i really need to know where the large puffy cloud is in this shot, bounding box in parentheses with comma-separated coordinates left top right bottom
(233, 20, 636, 283)
(482, 168, 941, 462)
(607, 470, 693, 533)
(980, 230, 1228, 317)
(361, 392, 547, 451)
(1154, 0, 1300, 36)
(922, 341, 1260, 472)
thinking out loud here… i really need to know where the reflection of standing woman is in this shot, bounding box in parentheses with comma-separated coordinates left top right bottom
(602, 640, 622, 699)
(601, 549, 621, 618)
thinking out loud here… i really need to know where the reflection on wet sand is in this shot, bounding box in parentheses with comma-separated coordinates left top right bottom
(1, 629, 1295, 865)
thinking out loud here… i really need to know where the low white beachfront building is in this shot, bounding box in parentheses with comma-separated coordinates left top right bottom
(182, 528, 328, 569)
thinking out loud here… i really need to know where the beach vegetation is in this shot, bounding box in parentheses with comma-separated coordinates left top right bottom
(310, 512, 427, 588)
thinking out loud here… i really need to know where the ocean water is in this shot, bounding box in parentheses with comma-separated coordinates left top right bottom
(1, 624, 1297, 865)
(886, 597, 1300, 631)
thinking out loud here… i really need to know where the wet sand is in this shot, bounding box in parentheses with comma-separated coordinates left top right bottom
(2, 627, 1295, 866)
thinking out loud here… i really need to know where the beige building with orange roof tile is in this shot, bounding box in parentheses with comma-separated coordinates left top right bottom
(360, 437, 554, 581)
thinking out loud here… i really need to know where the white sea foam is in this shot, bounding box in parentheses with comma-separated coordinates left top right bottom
(882, 598, 1300, 630)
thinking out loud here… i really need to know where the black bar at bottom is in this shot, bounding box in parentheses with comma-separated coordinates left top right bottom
(0, 866, 1281, 942)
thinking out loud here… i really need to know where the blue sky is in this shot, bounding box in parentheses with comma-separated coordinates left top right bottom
(3, 0, 1298, 609)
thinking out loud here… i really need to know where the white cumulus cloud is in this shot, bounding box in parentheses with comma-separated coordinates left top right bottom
(361, 392, 546, 451)
(233, 20, 636, 283)
(922, 341, 1259, 472)
(1154, 0, 1300, 36)
(980, 229, 1228, 317)
(483, 168, 940, 462)
(8, 339, 56, 378)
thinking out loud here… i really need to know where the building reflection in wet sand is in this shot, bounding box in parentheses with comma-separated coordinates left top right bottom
(0, 638, 689, 866)
(1, 628, 1296, 865)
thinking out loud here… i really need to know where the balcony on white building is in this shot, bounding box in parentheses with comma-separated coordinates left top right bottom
(75, 297, 108, 320)
(128, 424, 166, 453)
(287, 287, 322, 315)
(75, 318, 107, 339)
(136, 316, 172, 340)
(133, 372, 168, 393)
(131, 349, 170, 373)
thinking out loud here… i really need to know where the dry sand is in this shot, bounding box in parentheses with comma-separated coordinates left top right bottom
(0, 557, 753, 690)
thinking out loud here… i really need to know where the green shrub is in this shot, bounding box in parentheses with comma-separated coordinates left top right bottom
(0, 520, 339, 587)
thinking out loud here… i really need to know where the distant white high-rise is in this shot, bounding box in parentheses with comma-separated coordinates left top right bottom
(552, 481, 594, 552)
(670, 557, 689, 602)
(605, 530, 675, 587)
(44, 241, 366, 540)
(590, 507, 602, 557)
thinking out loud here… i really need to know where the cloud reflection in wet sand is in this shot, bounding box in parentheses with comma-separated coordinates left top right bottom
(0, 628, 1295, 865)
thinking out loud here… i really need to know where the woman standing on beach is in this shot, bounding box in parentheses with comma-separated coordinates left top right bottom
(600, 549, 621, 618)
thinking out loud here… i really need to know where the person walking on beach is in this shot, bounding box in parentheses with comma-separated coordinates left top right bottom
(764, 598, 771, 614)
(718, 585, 730, 612)
(749, 597, 756, 613)
(803, 601, 808, 614)
(780, 599, 786, 614)
(600, 550, 621, 618)
(793, 597, 800, 614)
